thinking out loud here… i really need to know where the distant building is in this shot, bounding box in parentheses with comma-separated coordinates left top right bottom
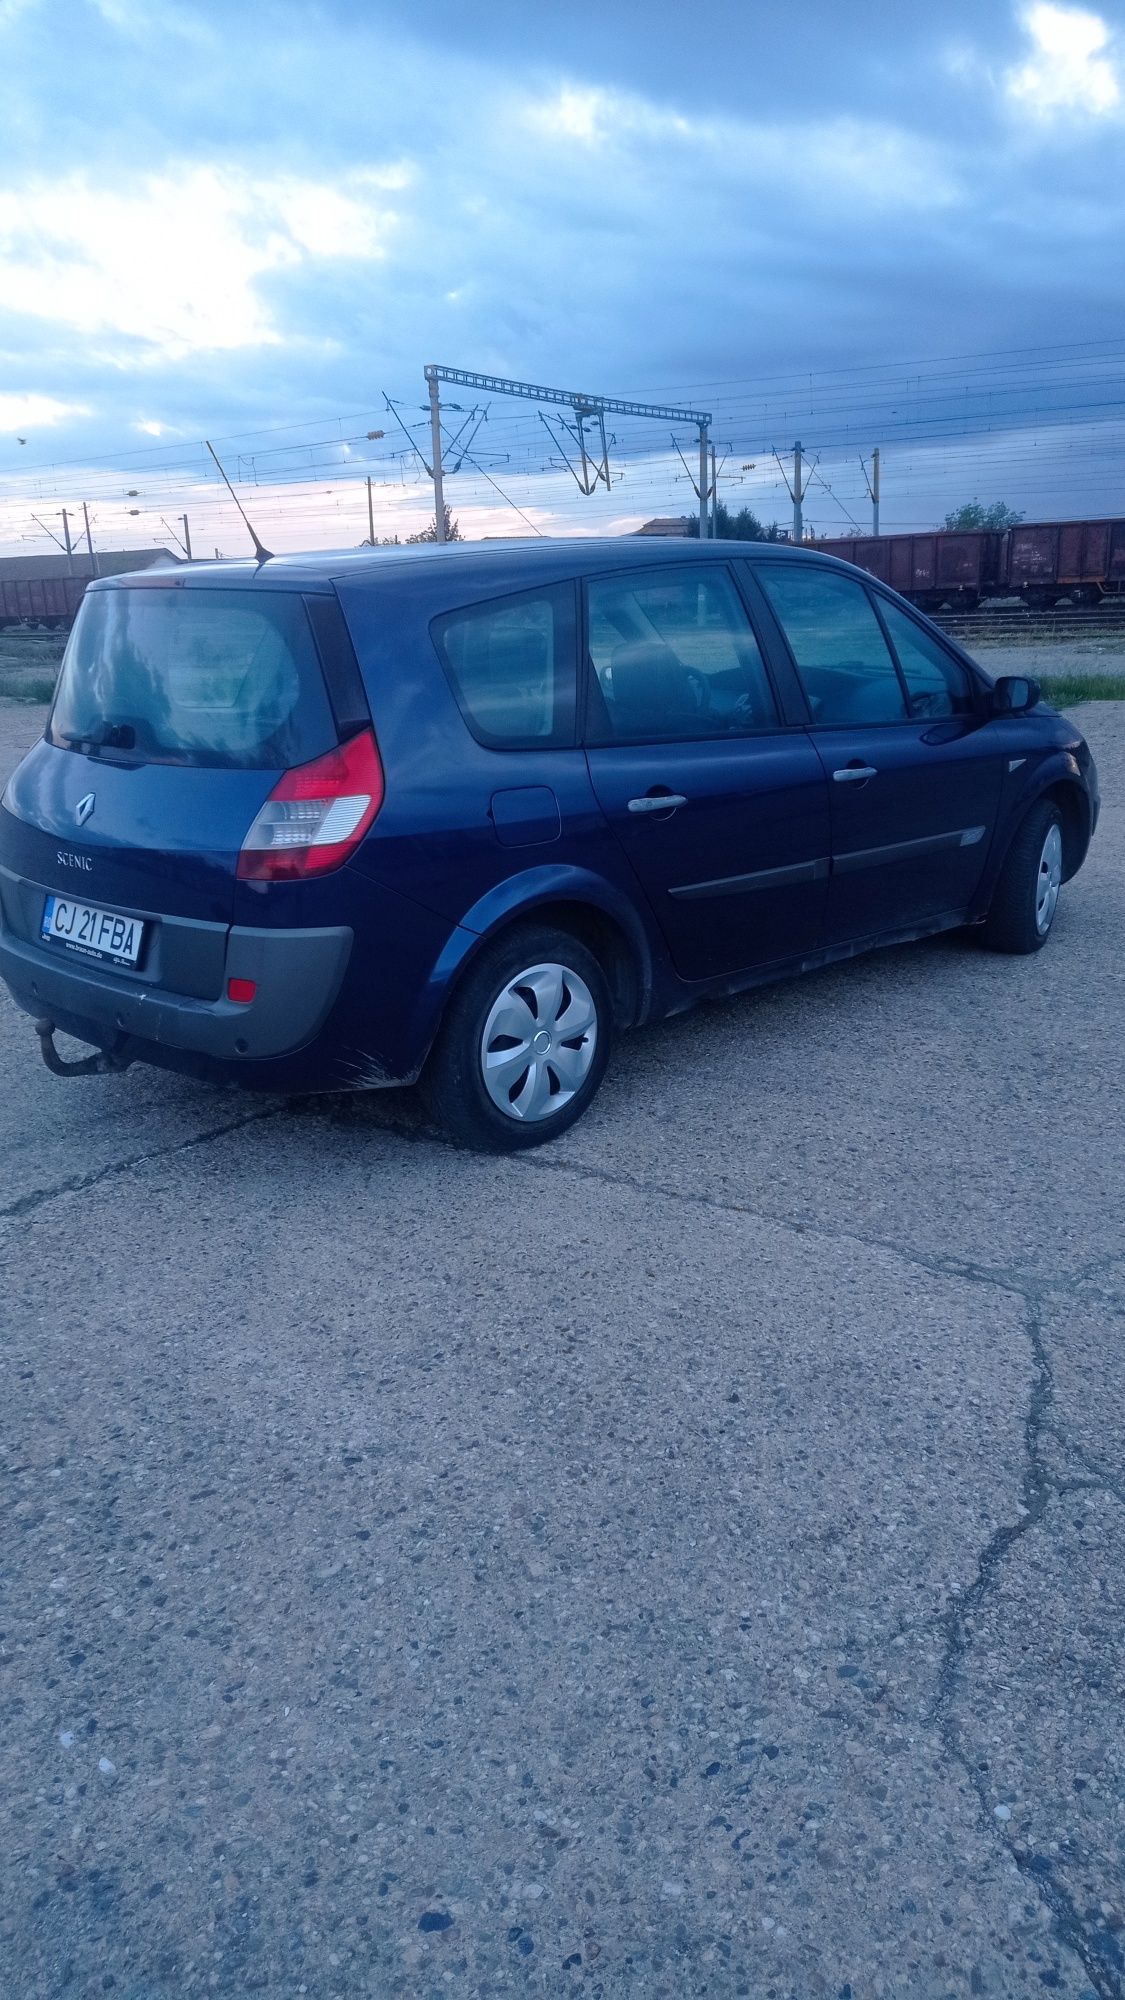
(0, 548, 179, 582)
(634, 516, 694, 537)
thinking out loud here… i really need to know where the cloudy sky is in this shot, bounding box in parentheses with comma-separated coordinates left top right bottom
(2, 0, 1125, 552)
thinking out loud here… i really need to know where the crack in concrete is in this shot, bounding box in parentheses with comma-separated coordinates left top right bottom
(0, 1093, 1114, 1317)
(516, 1144, 1104, 1306)
(0, 1101, 287, 1227)
(1045, 1426, 1125, 1513)
(521, 1148, 1125, 1994)
(924, 1293, 1125, 1996)
(3, 1096, 1122, 1986)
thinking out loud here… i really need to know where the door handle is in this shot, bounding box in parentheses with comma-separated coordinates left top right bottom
(628, 793, 688, 813)
(833, 765, 877, 784)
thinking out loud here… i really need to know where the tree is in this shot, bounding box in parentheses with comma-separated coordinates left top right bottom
(942, 499, 1024, 532)
(405, 504, 464, 544)
(685, 502, 782, 542)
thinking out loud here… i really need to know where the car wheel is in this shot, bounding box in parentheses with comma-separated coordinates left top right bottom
(422, 923, 612, 1150)
(979, 800, 1064, 954)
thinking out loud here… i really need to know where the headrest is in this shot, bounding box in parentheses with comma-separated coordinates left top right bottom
(609, 640, 697, 733)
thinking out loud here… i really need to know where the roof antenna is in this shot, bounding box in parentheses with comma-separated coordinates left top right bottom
(205, 440, 273, 563)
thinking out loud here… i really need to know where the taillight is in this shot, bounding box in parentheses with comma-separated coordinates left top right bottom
(238, 727, 384, 881)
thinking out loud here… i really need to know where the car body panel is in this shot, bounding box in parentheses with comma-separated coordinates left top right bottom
(806, 715, 1005, 942)
(334, 574, 632, 929)
(1, 738, 268, 927)
(584, 731, 831, 979)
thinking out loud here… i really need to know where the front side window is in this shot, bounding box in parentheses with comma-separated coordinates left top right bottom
(433, 585, 575, 747)
(586, 565, 777, 741)
(878, 599, 976, 718)
(756, 564, 907, 726)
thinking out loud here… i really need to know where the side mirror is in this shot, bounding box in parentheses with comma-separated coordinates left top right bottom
(992, 675, 1040, 716)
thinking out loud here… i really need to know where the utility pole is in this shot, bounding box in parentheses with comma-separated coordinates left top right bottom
(698, 425, 709, 538)
(32, 510, 75, 572)
(428, 374, 446, 543)
(775, 441, 812, 543)
(82, 501, 98, 577)
(860, 449, 881, 536)
(710, 443, 719, 538)
(161, 516, 194, 560)
(366, 475, 375, 547)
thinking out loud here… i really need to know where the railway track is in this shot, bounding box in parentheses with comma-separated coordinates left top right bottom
(934, 606, 1125, 644)
(4, 603, 1125, 656)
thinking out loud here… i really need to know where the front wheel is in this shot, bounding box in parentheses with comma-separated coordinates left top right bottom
(422, 924, 612, 1150)
(979, 801, 1064, 954)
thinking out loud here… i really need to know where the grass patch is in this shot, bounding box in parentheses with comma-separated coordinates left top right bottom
(2, 663, 1122, 715)
(1040, 672, 1125, 706)
(0, 670, 58, 703)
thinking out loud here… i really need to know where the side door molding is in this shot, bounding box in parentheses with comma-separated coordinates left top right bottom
(669, 855, 830, 900)
(832, 825, 986, 876)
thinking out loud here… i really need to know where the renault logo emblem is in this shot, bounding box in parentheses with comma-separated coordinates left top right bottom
(75, 792, 96, 827)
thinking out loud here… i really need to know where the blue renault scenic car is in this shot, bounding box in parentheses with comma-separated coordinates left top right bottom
(0, 539, 1099, 1148)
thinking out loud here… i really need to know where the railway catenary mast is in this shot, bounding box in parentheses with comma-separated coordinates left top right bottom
(421, 365, 714, 540)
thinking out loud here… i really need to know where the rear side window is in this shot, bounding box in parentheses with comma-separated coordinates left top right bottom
(877, 598, 976, 718)
(756, 563, 907, 726)
(433, 585, 576, 748)
(49, 587, 338, 769)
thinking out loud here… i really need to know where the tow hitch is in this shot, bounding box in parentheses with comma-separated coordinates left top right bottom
(34, 1019, 135, 1079)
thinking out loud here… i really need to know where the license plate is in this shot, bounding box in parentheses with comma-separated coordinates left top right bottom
(40, 894, 145, 967)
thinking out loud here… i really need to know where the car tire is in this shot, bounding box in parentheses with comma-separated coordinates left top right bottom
(979, 799, 1064, 955)
(422, 923, 613, 1151)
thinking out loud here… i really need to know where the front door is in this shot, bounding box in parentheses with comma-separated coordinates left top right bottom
(582, 562, 830, 980)
(753, 562, 1004, 943)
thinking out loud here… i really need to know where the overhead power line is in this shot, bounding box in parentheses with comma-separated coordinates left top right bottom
(6, 331, 1125, 555)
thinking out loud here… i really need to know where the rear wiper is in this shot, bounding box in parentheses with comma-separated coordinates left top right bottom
(56, 722, 136, 753)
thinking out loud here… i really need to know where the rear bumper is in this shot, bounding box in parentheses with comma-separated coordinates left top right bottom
(0, 918, 352, 1064)
(0, 838, 471, 1092)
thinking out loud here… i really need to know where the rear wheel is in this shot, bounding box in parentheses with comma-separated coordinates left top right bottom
(979, 800, 1064, 954)
(422, 924, 612, 1150)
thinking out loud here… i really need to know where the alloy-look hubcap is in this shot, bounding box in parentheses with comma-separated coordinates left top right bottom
(480, 961, 598, 1122)
(1036, 822, 1063, 935)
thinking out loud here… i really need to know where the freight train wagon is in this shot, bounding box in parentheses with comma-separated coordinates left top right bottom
(808, 519, 1125, 609)
(0, 574, 88, 630)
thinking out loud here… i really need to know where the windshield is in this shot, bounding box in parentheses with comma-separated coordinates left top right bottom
(48, 586, 338, 769)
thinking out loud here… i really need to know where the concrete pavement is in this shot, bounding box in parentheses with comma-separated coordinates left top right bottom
(1, 698, 1122, 1998)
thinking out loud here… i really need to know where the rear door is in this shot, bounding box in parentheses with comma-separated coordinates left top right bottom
(0, 579, 355, 993)
(582, 562, 830, 980)
(751, 561, 1004, 944)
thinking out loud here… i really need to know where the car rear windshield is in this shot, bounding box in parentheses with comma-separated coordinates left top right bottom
(48, 586, 339, 769)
